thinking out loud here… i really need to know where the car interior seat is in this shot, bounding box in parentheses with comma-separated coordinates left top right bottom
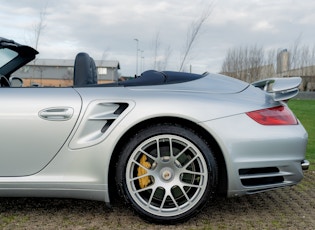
(73, 52, 98, 86)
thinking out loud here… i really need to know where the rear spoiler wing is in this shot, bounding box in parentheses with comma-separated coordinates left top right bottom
(252, 77, 301, 101)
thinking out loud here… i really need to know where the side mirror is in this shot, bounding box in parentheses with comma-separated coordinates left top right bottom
(9, 76, 23, 87)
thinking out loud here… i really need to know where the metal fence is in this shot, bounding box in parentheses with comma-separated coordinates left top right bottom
(295, 92, 315, 99)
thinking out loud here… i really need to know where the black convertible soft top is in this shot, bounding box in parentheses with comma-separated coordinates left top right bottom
(121, 70, 204, 86)
(93, 70, 205, 87)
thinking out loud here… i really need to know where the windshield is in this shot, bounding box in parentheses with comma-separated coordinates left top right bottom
(0, 48, 18, 68)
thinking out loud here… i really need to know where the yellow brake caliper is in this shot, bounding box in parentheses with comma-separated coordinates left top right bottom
(137, 154, 151, 189)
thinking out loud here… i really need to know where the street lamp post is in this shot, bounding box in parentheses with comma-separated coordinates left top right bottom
(134, 38, 139, 76)
(140, 50, 144, 73)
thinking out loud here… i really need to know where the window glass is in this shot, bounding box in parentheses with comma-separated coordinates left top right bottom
(97, 67, 107, 75)
(0, 48, 18, 68)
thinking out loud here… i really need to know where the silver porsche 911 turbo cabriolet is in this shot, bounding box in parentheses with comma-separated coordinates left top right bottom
(0, 37, 309, 224)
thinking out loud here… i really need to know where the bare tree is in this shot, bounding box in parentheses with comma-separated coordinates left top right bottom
(179, 1, 214, 71)
(221, 34, 315, 91)
(149, 1, 214, 72)
(221, 45, 265, 82)
(151, 31, 172, 71)
(159, 45, 172, 71)
(31, 4, 47, 86)
(152, 32, 161, 70)
(154, 45, 172, 71)
(294, 43, 315, 90)
(33, 5, 47, 50)
(100, 47, 110, 68)
(289, 34, 302, 71)
(264, 49, 277, 77)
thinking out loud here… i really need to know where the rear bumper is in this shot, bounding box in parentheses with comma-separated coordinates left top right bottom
(201, 113, 308, 197)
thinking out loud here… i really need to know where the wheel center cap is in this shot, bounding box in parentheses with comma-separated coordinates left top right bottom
(161, 168, 173, 181)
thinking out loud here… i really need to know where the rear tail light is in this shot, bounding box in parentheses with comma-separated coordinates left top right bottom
(246, 105, 298, 125)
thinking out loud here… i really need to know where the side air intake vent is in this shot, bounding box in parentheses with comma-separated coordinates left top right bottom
(100, 103, 129, 133)
(69, 101, 134, 149)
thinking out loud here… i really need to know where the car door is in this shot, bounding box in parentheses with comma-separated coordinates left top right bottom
(0, 87, 81, 176)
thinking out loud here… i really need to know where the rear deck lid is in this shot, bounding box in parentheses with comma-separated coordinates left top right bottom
(127, 72, 249, 94)
(129, 72, 250, 94)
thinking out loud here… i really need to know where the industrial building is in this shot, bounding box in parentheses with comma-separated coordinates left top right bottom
(13, 58, 120, 87)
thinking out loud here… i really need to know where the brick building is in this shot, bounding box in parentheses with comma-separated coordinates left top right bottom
(14, 58, 120, 87)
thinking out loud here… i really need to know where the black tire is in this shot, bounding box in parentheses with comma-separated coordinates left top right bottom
(116, 123, 218, 224)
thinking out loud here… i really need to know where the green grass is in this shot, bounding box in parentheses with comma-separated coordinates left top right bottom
(288, 99, 315, 170)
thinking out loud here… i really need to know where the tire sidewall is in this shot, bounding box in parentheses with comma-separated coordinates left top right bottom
(116, 124, 218, 224)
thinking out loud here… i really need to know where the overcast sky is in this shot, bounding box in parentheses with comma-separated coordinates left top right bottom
(1, 0, 315, 76)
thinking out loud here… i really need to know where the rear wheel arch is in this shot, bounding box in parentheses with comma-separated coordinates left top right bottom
(108, 117, 228, 204)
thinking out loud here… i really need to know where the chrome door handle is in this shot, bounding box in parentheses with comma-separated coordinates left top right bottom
(39, 107, 74, 121)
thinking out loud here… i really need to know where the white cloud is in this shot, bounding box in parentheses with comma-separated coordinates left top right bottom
(252, 21, 275, 32)
(1, 0, 315, 76)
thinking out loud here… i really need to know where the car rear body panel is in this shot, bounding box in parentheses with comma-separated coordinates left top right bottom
(201, 113, 307, 197)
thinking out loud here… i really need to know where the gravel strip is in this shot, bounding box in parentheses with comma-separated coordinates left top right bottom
(0, 171, 314, 229)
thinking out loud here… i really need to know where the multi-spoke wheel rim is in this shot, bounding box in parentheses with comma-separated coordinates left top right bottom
(126, 134, 208, 217)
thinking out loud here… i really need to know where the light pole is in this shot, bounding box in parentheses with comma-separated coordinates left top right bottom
(140, 50, 144, 73)
(134, 38, 139, 76)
